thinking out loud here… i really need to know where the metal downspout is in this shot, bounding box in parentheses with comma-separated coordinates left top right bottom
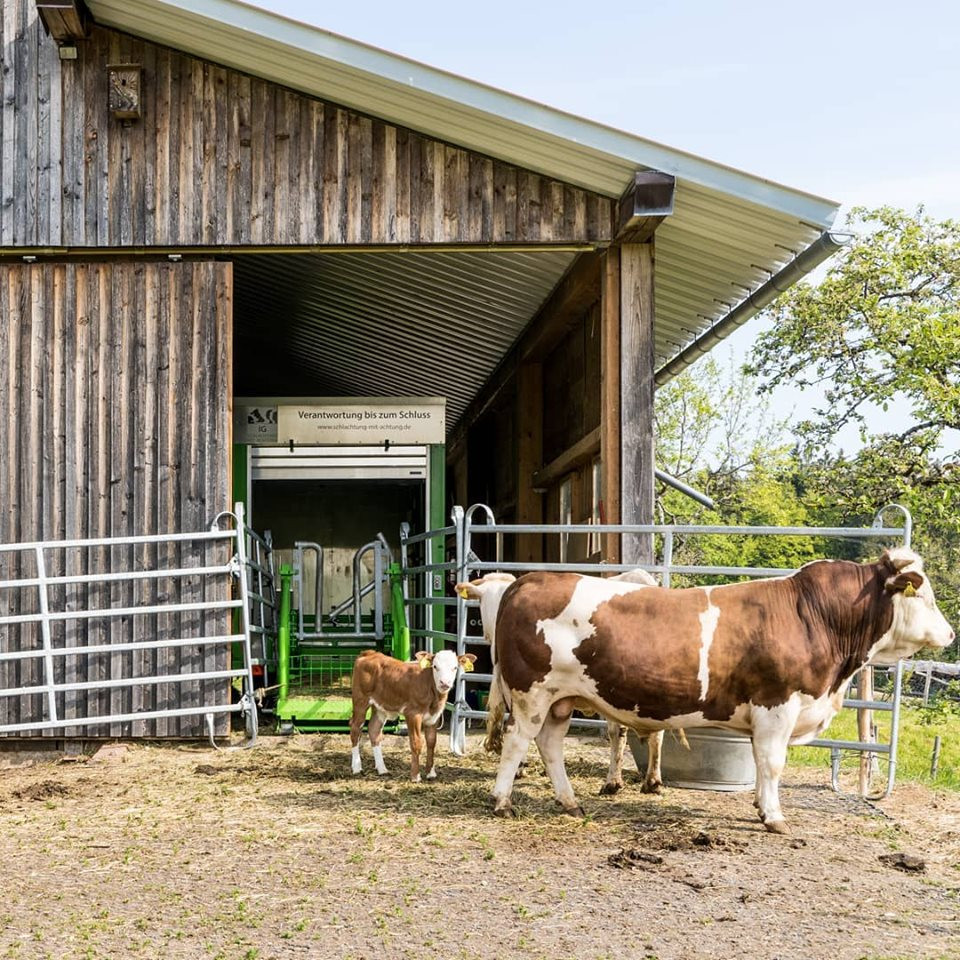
(654, 230, 852, 387)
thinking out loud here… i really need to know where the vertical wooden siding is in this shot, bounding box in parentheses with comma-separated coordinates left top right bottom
(0, 3, 614, 248)
(0, 260, 232, 737)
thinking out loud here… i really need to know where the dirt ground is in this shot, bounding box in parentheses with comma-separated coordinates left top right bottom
(0, 730, 958, 960)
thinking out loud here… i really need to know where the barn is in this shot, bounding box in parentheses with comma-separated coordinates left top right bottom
(0, 0, 843, 740)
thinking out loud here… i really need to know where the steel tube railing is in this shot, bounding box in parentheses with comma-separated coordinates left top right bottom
(0, 503, 264, 744)
(0, 668, 247, 698)
(0, 529, 236, 552)
(0, 634, 245, 661)
(462, 522, 908, 537)
(0, 599, 242, 626)
(0, 704, 240, 735)
(0, 563, 235, 590)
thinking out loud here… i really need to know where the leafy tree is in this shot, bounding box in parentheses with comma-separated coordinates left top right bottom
(746, 205, 959, 471)
(654, 357, 821, 580)
(746, 207, 960, 640)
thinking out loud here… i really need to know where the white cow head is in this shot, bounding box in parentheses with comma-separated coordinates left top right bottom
(455, 573, 517, 646)
(415, 649, 477, 694)
(870, 548, 955, 664)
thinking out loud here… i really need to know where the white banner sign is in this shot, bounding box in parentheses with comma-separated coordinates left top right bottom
(277, 398, 446, 445)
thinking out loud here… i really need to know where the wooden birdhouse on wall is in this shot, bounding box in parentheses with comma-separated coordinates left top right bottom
(108, 64, 143, 121)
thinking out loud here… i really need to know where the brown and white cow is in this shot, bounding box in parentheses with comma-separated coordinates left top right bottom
(486, 548, 954, 832)
(350, 649, 476, 782)
(457, 568, 667, 796)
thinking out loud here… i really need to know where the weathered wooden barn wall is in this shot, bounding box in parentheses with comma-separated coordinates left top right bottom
(0, 260, 232, 737)
(0, 1, 615, 248)
(447, 260, 607, 562)
(542, 306, 601, 465)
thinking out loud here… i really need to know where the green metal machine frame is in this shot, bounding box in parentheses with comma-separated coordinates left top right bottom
(272, 553, 409, 729)
(231, 439, 445, 731)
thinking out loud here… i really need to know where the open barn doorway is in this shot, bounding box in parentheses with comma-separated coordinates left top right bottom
(227, 247, 578, 729)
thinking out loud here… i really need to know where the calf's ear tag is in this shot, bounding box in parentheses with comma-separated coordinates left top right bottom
(459, 588, 470, 599)
(903, 582, 917, 597)
(461, 659, 474, 673)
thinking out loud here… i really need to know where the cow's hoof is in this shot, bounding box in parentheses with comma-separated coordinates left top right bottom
(764, 819, 789, 835)
(493, 805, 517, 819)
(376, 769, 390, 777)
(640, 780, 663, 795)
(426, 769, 438, 781)
(563, 804, 585, 818)
(411, 774, 421, 783)
(599, 781, 623, 796)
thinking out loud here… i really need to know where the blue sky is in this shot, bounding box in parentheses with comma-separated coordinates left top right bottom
(248, 0, 959, 451)
(248, 0, 960, 220)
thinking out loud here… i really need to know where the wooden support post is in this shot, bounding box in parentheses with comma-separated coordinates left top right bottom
(600, 249, 621, 564)
(516, 362, 543, 563)
(619, 242, 655, 565)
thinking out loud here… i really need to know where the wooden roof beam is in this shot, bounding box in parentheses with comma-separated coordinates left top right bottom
(615, 171, 675, 244)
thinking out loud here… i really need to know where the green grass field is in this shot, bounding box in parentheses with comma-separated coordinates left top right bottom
(790, 701, 960, 789)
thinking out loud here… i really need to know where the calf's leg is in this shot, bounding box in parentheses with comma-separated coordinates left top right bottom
(407, 714, 424, 782)
(423, 721, 439, 780)
(536, 698, 581, 816)
(368, 711, 389, 776)
(349, 698, 367, 775)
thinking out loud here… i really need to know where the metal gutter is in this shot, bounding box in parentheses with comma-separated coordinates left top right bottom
(653, 231, 852, 386)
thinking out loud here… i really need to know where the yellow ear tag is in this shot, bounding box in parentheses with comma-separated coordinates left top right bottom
(461, 659, 474, 673)
(459, 588, 470, 599)
(903, 582, 917, 597)
(420, 657, 432, 670)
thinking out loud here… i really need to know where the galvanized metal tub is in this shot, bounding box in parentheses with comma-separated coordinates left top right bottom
(628, 726, 756, 792)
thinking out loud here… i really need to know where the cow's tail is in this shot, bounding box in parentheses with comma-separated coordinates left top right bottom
(483, 668, 508, 754)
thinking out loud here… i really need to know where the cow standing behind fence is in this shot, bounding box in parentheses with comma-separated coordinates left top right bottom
(483, 549, 953, 832)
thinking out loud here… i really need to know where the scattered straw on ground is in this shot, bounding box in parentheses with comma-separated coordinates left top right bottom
(0, 729, 958, 960)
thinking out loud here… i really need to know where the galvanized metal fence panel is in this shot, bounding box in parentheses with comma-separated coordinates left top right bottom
(0, 503, 260, 743)
(444, 502, 913, 797)
(399, 521, 459, 655)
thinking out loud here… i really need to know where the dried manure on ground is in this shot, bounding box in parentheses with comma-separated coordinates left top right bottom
(1, 732, 958, 960)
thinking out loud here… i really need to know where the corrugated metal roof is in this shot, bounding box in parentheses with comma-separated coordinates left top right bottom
(233, 250, 578, 425)
(81, 0, 843, 413)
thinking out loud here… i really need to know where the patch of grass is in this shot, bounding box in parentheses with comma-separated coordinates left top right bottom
(790, 703, 960, 789)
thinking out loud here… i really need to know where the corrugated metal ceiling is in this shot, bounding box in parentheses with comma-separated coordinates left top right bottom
(232, 250, 578, 425)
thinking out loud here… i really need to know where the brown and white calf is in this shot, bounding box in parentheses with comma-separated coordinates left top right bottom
(350, 649, 476, 782)
(486, 549, 954, 832)
(457, 568, 666, 796)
